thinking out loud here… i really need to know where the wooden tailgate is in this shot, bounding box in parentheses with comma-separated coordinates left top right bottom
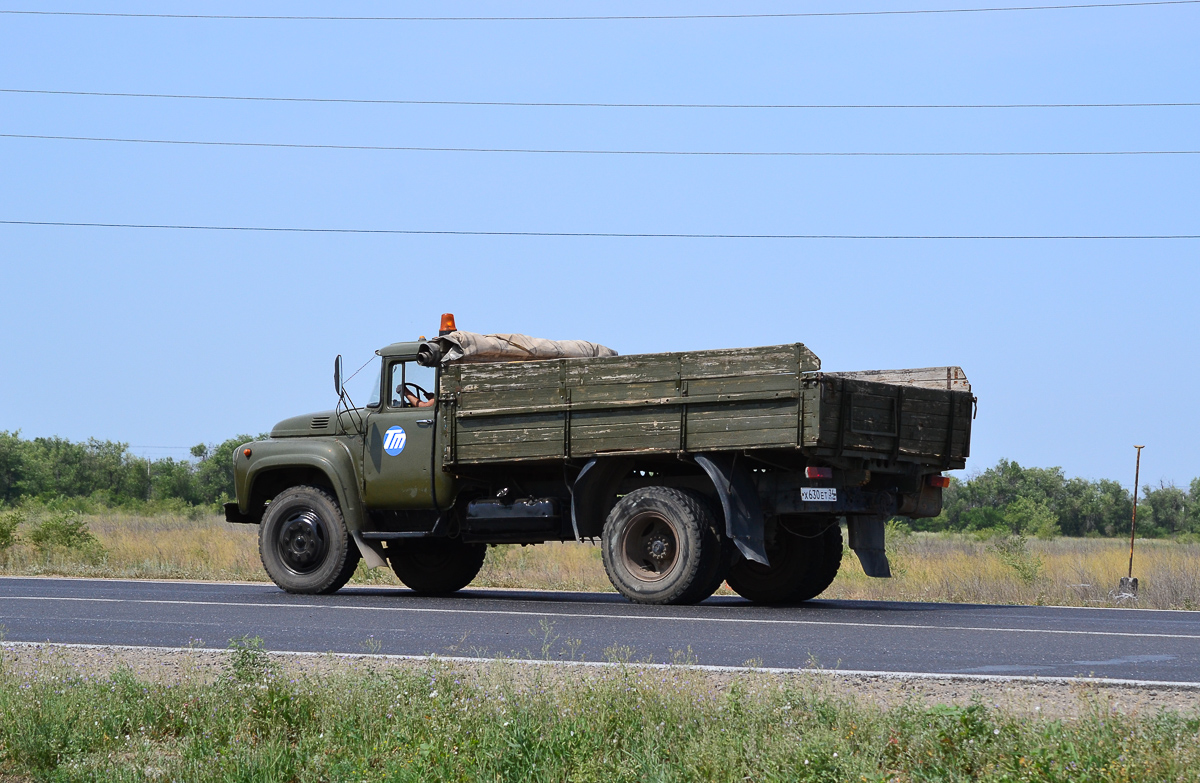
(806, 375, 973, 468)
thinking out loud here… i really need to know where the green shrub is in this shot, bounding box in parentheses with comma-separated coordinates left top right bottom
(991, 534, 1043, 584)
(0, 508, 21, 554)
(26, 511, 98, 554)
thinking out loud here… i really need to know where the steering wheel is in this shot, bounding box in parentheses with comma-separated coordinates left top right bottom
(400, 382, 433, 407)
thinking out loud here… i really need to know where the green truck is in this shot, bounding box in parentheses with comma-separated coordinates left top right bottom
(227, 321, 973, 605)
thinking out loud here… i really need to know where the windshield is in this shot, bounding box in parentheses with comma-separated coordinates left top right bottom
(341, 355, 382, 408)
(365, 361, 382, 407)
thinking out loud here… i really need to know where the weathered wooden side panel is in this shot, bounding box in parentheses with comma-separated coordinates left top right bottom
(453, 411, 565, 462)
(570, 408, 682, 454)
(686, 399, 799, 449)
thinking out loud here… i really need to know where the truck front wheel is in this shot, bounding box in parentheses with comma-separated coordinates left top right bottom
(726, 518, 843, 604)
(601, 487, 728, 605)
(259, 486, 361, 594)
(389, 539, 487, 595)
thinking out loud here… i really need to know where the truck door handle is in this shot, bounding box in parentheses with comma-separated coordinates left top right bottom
(416, 419, 434, 426)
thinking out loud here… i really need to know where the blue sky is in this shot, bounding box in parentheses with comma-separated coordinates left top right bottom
(1, 1, 1197, 488)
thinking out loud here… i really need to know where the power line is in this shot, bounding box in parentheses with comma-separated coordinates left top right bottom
(4, 132, 1197, 157)
(2, 2, 1196, 21)
(2, 220, 1195, 240)
(3, 87, 1195, 110)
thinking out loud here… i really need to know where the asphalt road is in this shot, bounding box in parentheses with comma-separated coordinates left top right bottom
(4, 576, 1200, 684)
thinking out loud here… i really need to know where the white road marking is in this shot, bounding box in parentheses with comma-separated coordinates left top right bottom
(7, 595, 1200, 640)
(4, 640, 1200, 690)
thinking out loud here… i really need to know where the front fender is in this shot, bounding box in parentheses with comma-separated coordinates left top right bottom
(235, 437, 366, 533)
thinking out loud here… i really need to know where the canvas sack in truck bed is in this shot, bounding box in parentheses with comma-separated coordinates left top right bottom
(418, 330, 618, 365)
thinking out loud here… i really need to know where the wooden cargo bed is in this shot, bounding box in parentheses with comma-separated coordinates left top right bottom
(439, 343, 972, 470)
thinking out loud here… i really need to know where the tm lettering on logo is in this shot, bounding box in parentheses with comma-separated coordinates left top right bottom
(382, 426, 407, 456)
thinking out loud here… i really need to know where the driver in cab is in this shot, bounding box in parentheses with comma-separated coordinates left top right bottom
(400, 385, 435, 408)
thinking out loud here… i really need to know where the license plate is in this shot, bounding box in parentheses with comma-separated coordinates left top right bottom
(801, 487, 838, 502)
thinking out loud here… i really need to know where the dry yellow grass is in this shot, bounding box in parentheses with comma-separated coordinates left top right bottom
(474, 541, 610, 592)
(824, 532, 1200, 610)
(0, 511, 263, 582)
(2, 511, 1197, 609)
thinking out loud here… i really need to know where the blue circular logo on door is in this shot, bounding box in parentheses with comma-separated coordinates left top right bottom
(382, 425, 407, 456)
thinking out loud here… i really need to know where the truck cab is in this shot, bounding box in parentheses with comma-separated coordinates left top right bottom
(360, 341, 452, 512)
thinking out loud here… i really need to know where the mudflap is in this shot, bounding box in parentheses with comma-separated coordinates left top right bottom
(351, 530, 389, 570)
(847, 515, 892, 578)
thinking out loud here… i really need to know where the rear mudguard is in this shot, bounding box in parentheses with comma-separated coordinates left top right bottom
(692, 454, 769, 565)
(570, 457, 633, 541)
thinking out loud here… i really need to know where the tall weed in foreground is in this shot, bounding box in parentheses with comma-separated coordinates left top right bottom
(884, 518, 912, 577)
(225, 635, 278, 683)
(0, 658, 1197, 781)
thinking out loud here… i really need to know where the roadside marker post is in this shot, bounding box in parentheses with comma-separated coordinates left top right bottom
(1118, 445, 1144, 598)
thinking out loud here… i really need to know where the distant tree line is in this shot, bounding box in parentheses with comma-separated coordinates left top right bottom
(1, 433, 1198, 537)
(919, 459, 1200, 539)
(0, 431, 256, 509)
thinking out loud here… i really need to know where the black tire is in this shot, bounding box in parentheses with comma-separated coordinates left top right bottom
(259, 485, 360, 595)
(601, 487, 729, 605)
(726, 519, 843, 604)
(389, 539, 487, 595)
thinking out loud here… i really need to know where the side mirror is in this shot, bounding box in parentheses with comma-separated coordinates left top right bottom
(333, 354, 343, 396)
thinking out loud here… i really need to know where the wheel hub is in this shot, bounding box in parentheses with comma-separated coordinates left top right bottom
(620, 511, 681, 582)
(278, 510, 328, 574)
(646, 535, 672, 562)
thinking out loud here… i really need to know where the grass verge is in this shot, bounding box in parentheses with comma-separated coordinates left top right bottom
(1, 643, 1197, 782)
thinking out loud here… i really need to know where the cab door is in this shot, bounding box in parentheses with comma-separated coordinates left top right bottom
(362, 359, 439, 509)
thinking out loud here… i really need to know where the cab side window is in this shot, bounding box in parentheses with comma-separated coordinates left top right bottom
(388, 361, 438, 408)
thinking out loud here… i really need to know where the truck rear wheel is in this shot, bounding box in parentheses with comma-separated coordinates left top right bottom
(601, 487, 728, 605)
(259, 485, 361, 595)
(389, 539, 487, 595)
(726, 519, 843, 604)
